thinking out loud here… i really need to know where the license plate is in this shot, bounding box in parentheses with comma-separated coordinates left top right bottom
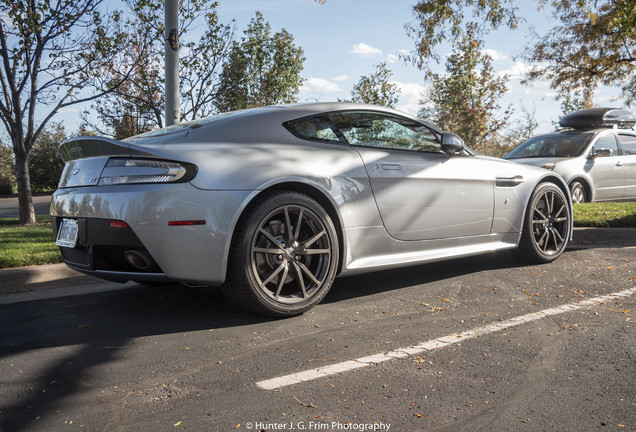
(56, 219, 79, 248)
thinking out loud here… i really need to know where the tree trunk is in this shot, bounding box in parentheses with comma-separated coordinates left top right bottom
(14, 149, 36, 225)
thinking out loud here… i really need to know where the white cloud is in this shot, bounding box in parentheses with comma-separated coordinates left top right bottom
(387, 54, 399, 64)
(497, 61, 532, 80)
(390, 81, 428, 116)
(332, 75, 349, 82)
(349, 42, 382, 57)
(495, 61, 556, 98)
(301, 77, 341, 93)
(481, 48, 507, 61)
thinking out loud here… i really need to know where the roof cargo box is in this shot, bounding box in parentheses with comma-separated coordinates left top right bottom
(559, 108, 635, 129)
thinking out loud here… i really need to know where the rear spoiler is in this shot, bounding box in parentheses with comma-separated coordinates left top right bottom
(57, 137, 153, 163)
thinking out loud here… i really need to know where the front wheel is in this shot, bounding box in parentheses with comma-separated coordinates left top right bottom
(223, 191, 339, 317)
(515, 182, 571, 264)
(569, 181, 587, 203)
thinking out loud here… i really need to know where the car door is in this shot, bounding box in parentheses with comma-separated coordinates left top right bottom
(328, 111, 494, 241)
(588, 133, 625, 201)
(618, 133, 636, 200)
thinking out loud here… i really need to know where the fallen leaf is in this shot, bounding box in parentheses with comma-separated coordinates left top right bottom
(294, 395, 318, 408)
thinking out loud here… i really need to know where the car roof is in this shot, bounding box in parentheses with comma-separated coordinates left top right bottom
(126, 102, 440, 144)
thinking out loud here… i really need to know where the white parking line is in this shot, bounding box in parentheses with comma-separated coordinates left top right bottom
(256, 287, 636, 390)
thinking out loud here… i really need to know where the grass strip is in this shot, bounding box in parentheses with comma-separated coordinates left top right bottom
(572, 202, 636, 228)
(0, 202, 634, 269)
(0, 215, 62, 268)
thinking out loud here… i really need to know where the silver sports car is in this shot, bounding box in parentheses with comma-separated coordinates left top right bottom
(52, 102, 573, 316)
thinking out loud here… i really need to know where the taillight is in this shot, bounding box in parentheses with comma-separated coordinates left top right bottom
(98, 158, 197, 185)
(109, 220, 130, 228)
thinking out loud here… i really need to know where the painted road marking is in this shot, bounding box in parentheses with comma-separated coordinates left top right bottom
(256, 287, 636, 390)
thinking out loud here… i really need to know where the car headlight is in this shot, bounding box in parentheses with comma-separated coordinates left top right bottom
(98, 158, 197, 185)
(541, 162, 556, 171)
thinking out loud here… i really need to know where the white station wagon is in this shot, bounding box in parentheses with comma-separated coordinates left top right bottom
(504, 108, 636, 203)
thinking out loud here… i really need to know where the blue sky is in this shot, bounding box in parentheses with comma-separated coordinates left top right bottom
(215, 0, 626, 133)
(42, 0, 627, 136)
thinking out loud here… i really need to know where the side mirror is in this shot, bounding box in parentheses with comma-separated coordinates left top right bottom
(588, 148, 612, 159)
(441, 133, 465, 154)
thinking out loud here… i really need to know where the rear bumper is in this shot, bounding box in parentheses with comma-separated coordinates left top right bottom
(51, 183, 254, 285)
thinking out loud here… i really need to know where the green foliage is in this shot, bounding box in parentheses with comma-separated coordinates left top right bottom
(0, 144, 14, 195)
(0, 0, 137, 223)
(29, 123, 67, 192)
(558, 90, 595, 118)
(420, 26, 511, 153)
(85, 0, 236, 138)
(348, 62, 401, 108)
(493, 105, 539, 157)
(407, 0, 520, 66)
(408, 0, 635, 104)
(522, 0, 636, 104)
(216, 12, 305, 112)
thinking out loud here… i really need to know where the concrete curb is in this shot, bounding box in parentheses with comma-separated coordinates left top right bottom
(1, 228, 634, 297)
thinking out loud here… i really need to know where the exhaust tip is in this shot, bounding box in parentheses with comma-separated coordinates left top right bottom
(124, 249, 157, 271)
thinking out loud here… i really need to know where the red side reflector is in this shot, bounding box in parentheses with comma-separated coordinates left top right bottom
(168, 220, 206, 226)
(109, 220, 130, 228)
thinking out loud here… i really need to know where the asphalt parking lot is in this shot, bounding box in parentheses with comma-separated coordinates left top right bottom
(1, 234, 634, 431)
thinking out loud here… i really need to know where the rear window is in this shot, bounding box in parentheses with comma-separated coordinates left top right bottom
(618, 134, 636, 155)
(284, 116, 342, 143)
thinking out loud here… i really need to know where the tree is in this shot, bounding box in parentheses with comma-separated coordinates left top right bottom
(348, 62, 401, 108)
(0, 1, 142, 224)
(494, 105, 539, 157)
(0, 142, 14, 195)
(85, 0, 235, 137)
(419, 26, 511, 154)
(522, 0, 636, 103)
(407, 0, 635, 103)
(29, 122, 67, 192)
(215, 12, 305, 112)
(558, 90, 595, 118)
(407, 0, 520, 67)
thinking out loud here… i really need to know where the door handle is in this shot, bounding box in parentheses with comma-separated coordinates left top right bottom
(616, 161, 624, 167)
(381, 164, 402, 170)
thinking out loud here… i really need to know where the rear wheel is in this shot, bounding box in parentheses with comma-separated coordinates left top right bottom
(223, 191, 339, 317)
(515, 182, 571, 263)
(569, 181, 587, 203)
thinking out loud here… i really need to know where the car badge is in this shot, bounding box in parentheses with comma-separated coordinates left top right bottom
(71, 169, 80, 175)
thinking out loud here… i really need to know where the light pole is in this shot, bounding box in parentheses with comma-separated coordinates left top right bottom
(165, 0, 180, 126)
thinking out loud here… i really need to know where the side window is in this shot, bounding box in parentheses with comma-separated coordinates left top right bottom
(593, 134, 619, 156)
(284, 116, 341, 143)
(328, 112, 441, 153)
(618, 134, 636, 155)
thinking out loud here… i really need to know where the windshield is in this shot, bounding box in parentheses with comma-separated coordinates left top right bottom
(505, 132, 594, 159)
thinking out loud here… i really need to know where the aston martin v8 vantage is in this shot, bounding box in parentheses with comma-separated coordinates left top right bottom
(52, 102, 573, 316)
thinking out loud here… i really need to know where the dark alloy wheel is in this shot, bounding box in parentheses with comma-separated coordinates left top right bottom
(515, 182, 571, 263)
(223, 191, 339, 317)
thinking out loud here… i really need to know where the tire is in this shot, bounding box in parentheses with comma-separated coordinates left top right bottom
(515, 182, 571, 264)
(569, 181, 587, 203)
(222, 191, 339, 317)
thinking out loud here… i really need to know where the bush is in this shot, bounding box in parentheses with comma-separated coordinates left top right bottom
(29, 122, 67, 192)
(0, 144, 14, 195)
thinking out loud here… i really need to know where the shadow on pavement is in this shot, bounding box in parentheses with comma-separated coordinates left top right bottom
(0, 250, 538, 430)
